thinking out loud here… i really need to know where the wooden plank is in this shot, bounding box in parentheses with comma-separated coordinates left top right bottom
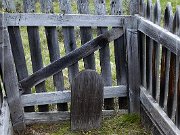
(140, 87, 180, 135)
(152, 0, 161, 101)
(4, 0, 34, 113)
(24, 0, 49, 112)
(95, 0, 113, 110)
(24, 110, 127, 125)
(139, 0, 147, 88)
(19, 28, 124, 89)
(2, 27, 25, 131)
(130, 0, 139, 15)
(127, 28, 140, 113)
(111, 0, 127, 110)
(4, 13, 129, 27)
(0, 99, 13, 135)
(59, 0, 79, 84)
(21, 85, 127, 107)
(145, 0, 153, 95)
(40, 0, 67, 111)
(77, 0, 95, 70)
(159, 3, 173, 110)
(71, 70, 104, 131)
(137, 15, 180, 56)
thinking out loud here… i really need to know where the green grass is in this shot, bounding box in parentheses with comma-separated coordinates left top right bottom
(24, 114, 150, 135)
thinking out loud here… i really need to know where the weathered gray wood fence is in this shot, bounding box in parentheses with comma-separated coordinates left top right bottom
(1, 0, 180, 134)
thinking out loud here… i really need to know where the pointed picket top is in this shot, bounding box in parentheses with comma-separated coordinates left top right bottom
(23, 0, 36, 13)
(146, 0, 153, 21)
(153, 0, 161, 25)
(173, 6, 180, 36)
(77, 0, 90, 14)
(59, 0, 72, 14)
(139, 0, 145, 16)
(40, 0, 53, 13)
(164, 2, 173, 31)
(94, 0, 106, 15)
(2, 0, 16, 12)
(110, 0, 122, 15)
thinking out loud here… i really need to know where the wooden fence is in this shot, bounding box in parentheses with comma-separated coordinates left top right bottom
(1, 0, 180, 134)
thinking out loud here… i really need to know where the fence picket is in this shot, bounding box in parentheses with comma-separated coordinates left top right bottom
(152, 0, 161, 101)
(40, 0, 67, 111)
(110, 0, 127, 109)
(146, 0, 153, 95)
(94, 0, 113, 110)
(24, 0, 49, 112)
(59, 0, 79, 84)
(160, 3, 173, 111)
(77, 0, 96, 70)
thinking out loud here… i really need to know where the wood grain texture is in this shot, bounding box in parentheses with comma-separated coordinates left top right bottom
(140, 86, 180, 135)
(137, 15, 180, 56)
(4, 13, 128, 27)
(21, 85, 127, 107)
(24, 110, 126, 125)
(145, 0, 153, 95)
(127, 28, 140, 113)
(77, 0, 95, 70)
(24, 0, 49, 112)
(40, 0, 67, 111)
(111, 0, 127, 110)
(2, 27, 25, 131)
(59, 0, 79, 84)
(4, 0, 34, 113)
(19, 28, 124, 89)
(71, 70, 104, 131)
(159, 3, 173, 110)
(0, 99, 13, 135)
(152, 0, 161, 101)
(130, 0, 139, 15)
(95, 0, 114, 110)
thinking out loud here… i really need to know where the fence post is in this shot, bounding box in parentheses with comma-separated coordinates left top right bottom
(1, 27, 25, 133)
(127, 27, 141, 114)
(130, 0, 140, 15)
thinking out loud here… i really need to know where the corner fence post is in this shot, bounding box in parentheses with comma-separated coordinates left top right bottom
(1, 26, 25, 133)
(127, 28, 141, 114)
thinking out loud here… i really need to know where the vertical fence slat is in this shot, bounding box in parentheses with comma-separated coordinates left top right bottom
(40, 0, 67, 111)
(146, 0, 153, 95)
(4, 0, 34, 112)
(2, 27, 25, 132)
(94, 0, 113, 110)
(159, 3, 173, 110)
(173, 7, 180, 127)
(59, 0, 79, 84)
(24, 0, 49, 112)
(152, 0, 161, 101)
(127, 28, 140, 114)
(110, 0, 127, 109)
(139, 0, 147, 88)
(130, 0, 139, 15)
(77, 0, 96, 70)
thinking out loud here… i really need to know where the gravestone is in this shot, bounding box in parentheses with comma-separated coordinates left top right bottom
(71, 70, 104, 131)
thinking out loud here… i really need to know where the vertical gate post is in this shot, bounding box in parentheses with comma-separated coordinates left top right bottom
(1, 27, 25, 132)
(127, 28, 141, 114)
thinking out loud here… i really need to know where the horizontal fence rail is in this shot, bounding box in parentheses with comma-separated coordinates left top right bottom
(3, 13, 131, 27)
(140, 87, 180, 135)
(21, 85, 127, 107)
(137, 15, 180, 56)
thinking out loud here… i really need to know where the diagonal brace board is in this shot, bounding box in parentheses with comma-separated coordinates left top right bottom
(19, 28, 124, 89)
